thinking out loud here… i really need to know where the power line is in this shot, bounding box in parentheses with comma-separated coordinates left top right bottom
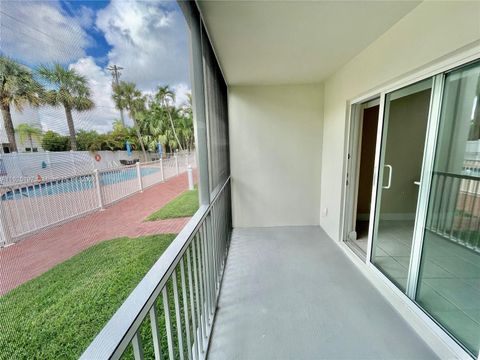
(0, 10, 82, 50)
(0, 23, 72, 57)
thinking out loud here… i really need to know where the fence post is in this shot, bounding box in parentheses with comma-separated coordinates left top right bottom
(94, 169, 104, 210)
(160, 158, 165, 182)
(46, 150, 53, 179)
(185, 153, 189, 167)
(12, 152, 19, 179)
(0, 202, 12, 246)
(187, 166, 194, 190)
(136, 161, 143, 192)
(70, 150, 77, 175)
(175, 154, 179, 176)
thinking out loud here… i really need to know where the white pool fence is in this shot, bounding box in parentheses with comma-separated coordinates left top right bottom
(0, 152, 196, 246)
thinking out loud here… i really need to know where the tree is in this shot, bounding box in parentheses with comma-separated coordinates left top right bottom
(109, 120, 138, 151)
(37, 64, 94, 151)
(155, 86, 183, 151)
(136, 88, 194, 154)
(177, 94, 194, 150)
(112, 81, 148, 160)
(16, 123, 43, 151)
(76, 129, 103, 151)
(0, 56, 44, 152)
(41, 130, 70, 151)
(137, 101, 169, 153)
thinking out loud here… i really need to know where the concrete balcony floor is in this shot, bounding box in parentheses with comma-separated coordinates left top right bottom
(208, 226, 437, 359)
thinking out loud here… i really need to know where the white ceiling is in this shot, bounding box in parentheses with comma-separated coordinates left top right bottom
(198, 1, 420, 85)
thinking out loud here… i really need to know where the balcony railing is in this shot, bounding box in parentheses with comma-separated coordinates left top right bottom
(426, 171, 480, 252)
(80, 177, 231, 360)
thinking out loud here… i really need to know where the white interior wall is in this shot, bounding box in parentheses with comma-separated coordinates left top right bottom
(320, 1, 480, 241)
(229, 84, 323, 227)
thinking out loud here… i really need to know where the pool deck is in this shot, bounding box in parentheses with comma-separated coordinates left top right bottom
(0, 172, 196, 295)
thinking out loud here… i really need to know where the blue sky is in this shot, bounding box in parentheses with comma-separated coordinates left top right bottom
(1, 0, 191, 134)
(59, 1, 112, 66)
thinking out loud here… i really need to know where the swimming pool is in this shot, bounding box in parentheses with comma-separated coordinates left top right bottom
(1, 167, 161, 200)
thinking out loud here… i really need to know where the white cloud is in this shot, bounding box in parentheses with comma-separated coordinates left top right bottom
(2, 0, 192, 134)
(172, 83, 191, 107)
(96, 0, 191, 92)
(39, 57, 123, 134)
(0, 1, 91, 64)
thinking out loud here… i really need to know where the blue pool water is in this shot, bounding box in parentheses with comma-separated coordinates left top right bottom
(1, 167, 160, 200)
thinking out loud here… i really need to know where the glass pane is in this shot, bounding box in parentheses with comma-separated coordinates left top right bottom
(416, 61, 480, 357)
(371, 79, 433, 292)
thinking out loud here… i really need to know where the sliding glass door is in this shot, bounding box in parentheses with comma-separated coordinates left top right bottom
(370, 79, 433, 292)
(351, 59, 480, 356)
(416, 61, 480, 357)
(345, 60, 480, 360)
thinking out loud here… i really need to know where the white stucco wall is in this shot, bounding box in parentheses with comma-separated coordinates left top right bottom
(229, 84, 323, 227)
(320, 1, 480, 241)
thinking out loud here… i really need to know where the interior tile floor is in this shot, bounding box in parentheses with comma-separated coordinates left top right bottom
(350, 220, 480, 355)
(416, 232, 480, 354)
(208, 226, 438, 359)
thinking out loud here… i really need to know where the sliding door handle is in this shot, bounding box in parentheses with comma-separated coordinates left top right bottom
(383, 165, 393, 189)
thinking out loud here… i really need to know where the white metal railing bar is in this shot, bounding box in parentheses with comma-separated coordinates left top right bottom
(80, 177, 231, 360)
(426, 171, 480, 253)
(173, 269, 185, 360)
(149, 305, 162, 360)
(180, 259, 193, 360)
(163, 286, 175, 360)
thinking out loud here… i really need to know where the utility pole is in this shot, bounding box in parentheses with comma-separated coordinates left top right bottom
(107, 64, 125, 126)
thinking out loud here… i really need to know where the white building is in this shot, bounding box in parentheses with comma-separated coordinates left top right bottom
(0, 105, 43, 153)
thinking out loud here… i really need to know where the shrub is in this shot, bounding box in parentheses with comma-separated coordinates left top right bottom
(41, 131, 70, 151)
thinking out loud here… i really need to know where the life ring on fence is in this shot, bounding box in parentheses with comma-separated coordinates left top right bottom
(95, 154, 102, 162)
(37, 174, 42, 182)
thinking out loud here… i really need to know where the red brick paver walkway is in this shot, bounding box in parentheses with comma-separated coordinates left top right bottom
(0, 173, 195, 295)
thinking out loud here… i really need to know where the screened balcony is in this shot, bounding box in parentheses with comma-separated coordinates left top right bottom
(80, 1, 480, 359)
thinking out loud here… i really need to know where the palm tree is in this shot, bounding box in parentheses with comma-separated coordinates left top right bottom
(112, 81, 148, 161)
(177, 94, 194, 150)
(0, 56, 44, 152)
(37, 63, 94, 151)
(155, 86, 183, 151)
(16, 123, 43, 151)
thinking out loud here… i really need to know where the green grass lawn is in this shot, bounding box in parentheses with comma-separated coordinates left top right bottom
(0, 234, 176, 360)
(146, 187, 199, 221)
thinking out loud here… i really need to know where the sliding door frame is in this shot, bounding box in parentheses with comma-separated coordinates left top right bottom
(345, 46, 480, 265)
(341, 46, 480, 360)
(405, 74, 445, 298)
(366, 92, 385, 264)
(343, 97, 380, 260)
(369, 76, 440, 294)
